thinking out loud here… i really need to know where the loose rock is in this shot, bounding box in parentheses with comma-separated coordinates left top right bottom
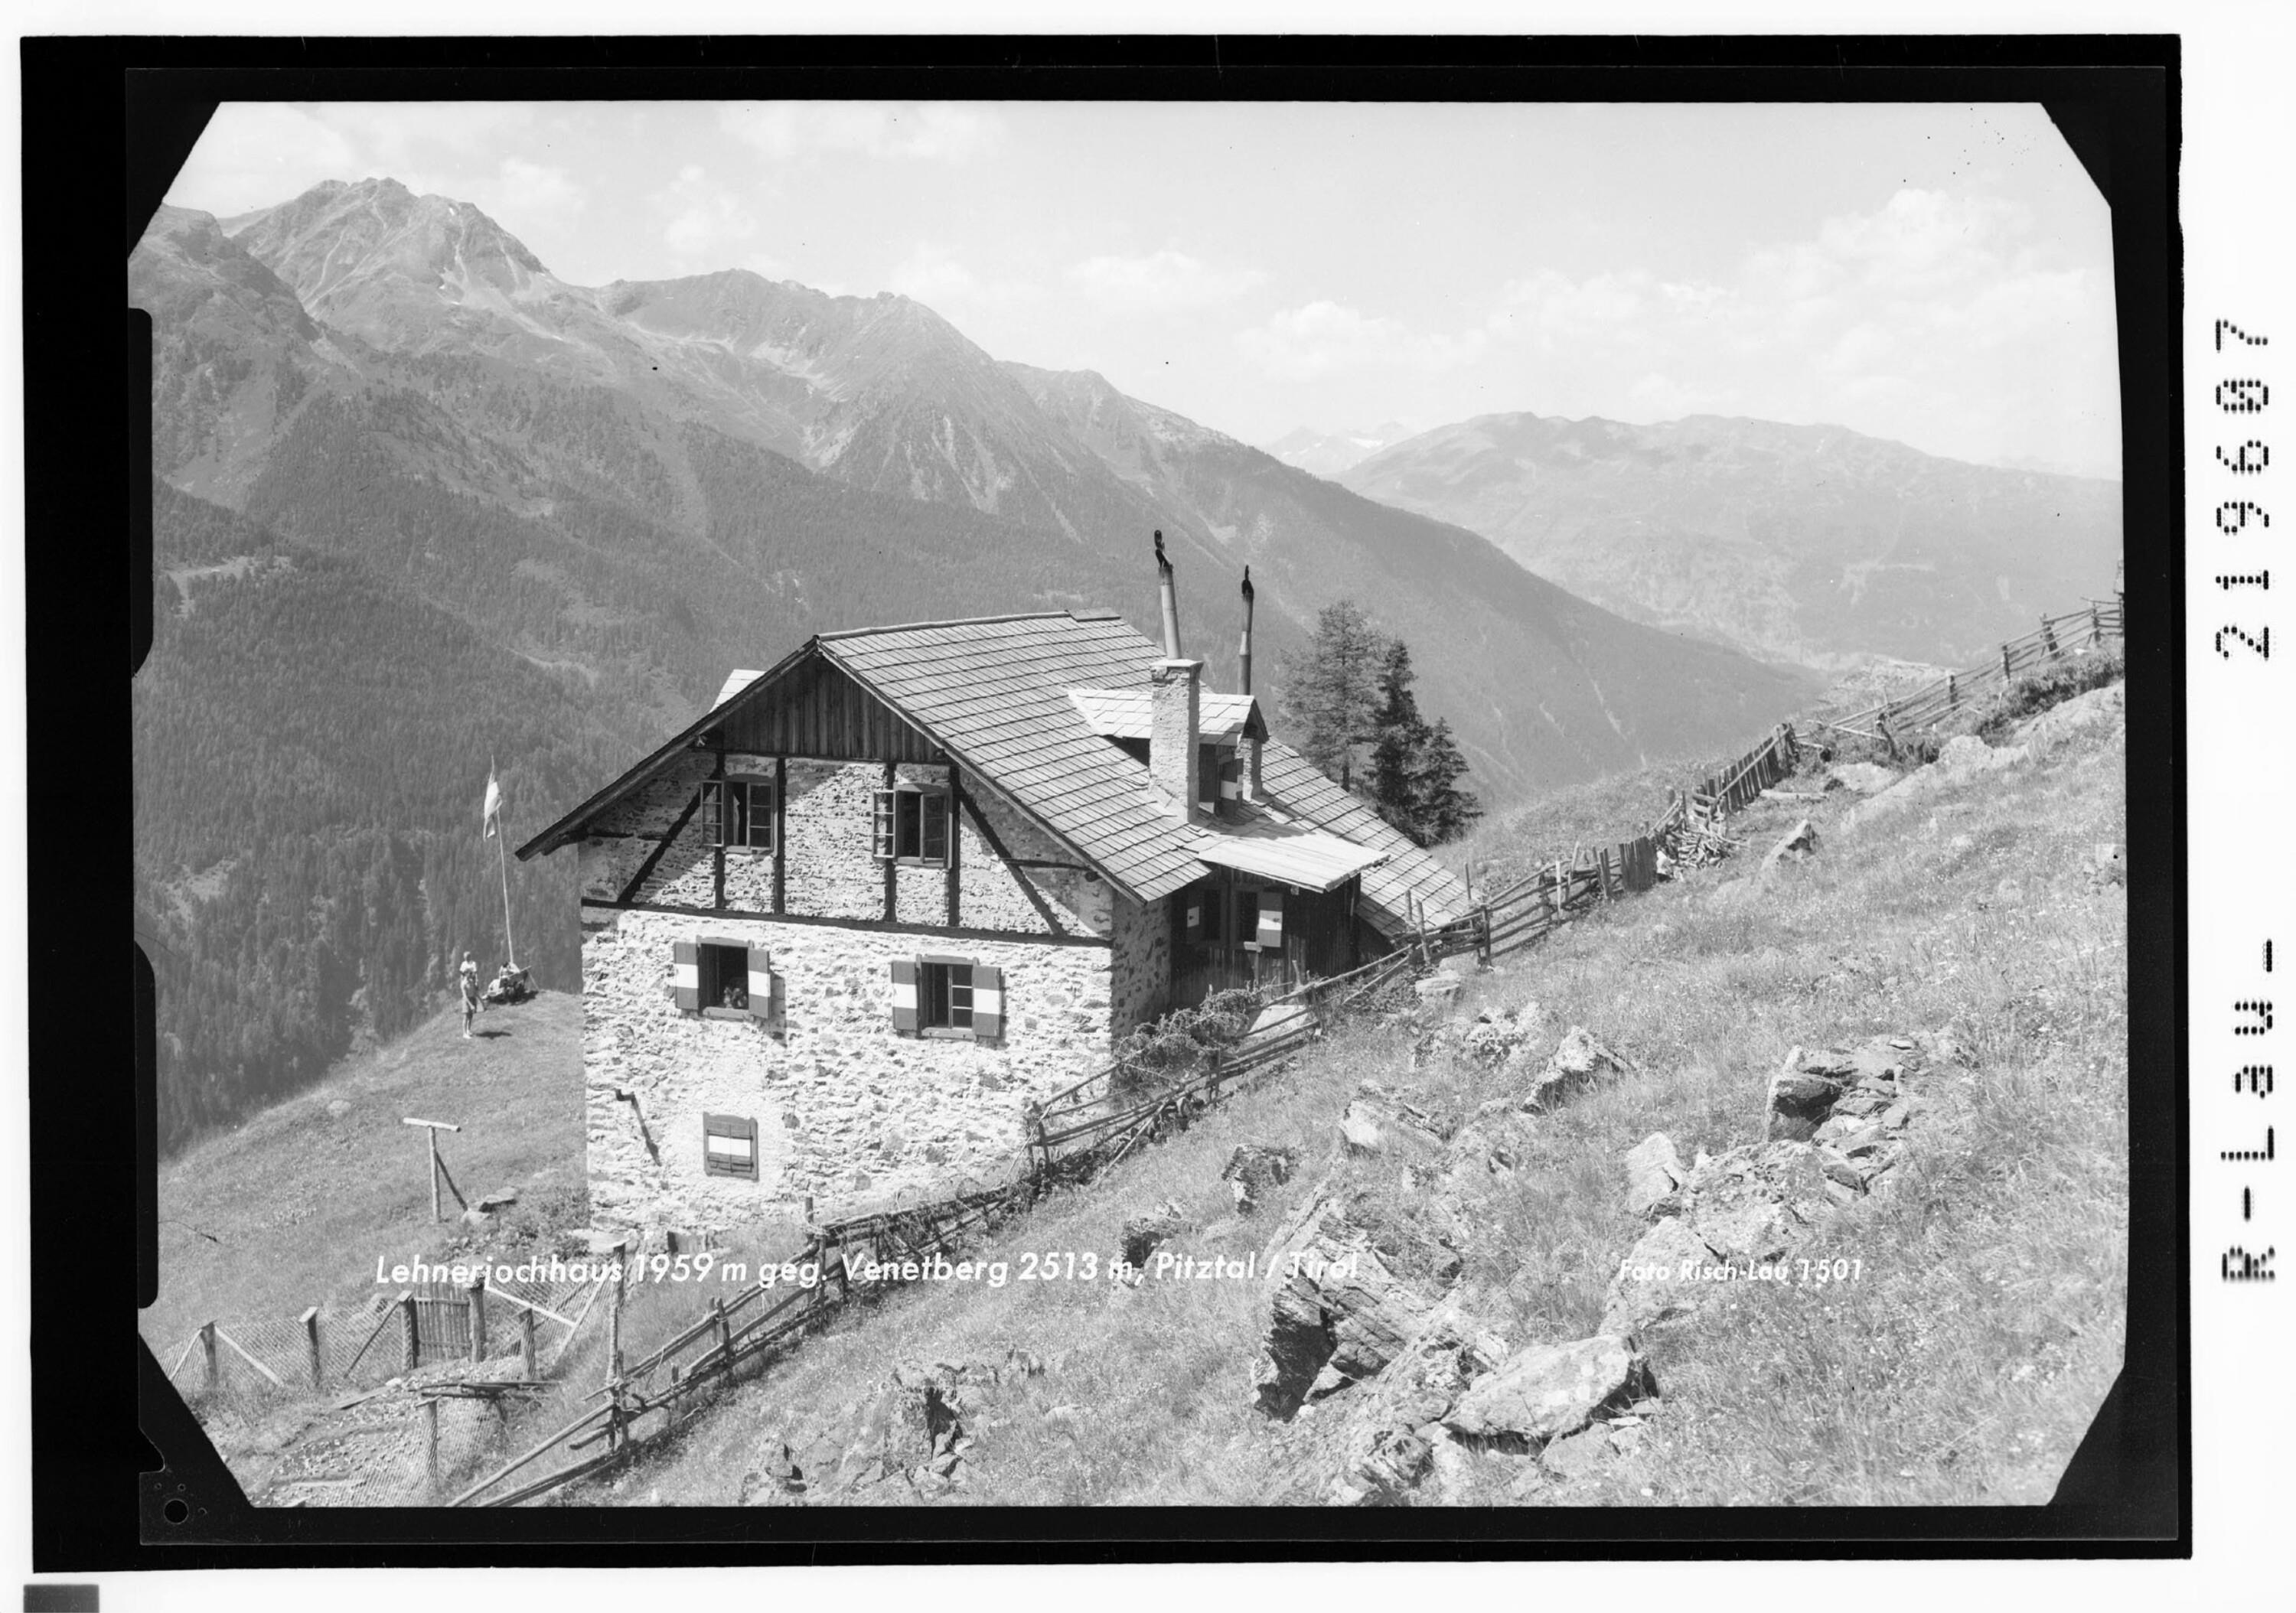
(1121, 1201, 1189, 1269)
(1221, 1143, 1299, 1215)
(1520, 1026, 1632, 1113)
(1763, 818, 1820, 872)
(1623, 1132, 1685, 1215)
(1443, 1334, 1654, 1448)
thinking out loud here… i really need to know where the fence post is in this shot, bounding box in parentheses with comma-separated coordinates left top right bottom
(2089, 603, 2103, 646)
(425, 1396, 440, 1496)
(520, 1305, 538, 1382)
(1946, 672, 1957, 708)
(2000, 642, 2012, 683)
(301, 1306, 324, 1390)
(401, 1294, 421, 1372)
(608, 1237, 629, 1382)
(199, 1321, 218, 1393)
(2040, 612, 2059, 658)
(468, 1274, 488, 1362)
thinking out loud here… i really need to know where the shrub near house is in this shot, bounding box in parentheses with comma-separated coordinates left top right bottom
(521, 604, 1473, 1239)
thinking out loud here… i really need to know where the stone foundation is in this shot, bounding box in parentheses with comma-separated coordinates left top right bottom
(580, 905, 1118, 1238)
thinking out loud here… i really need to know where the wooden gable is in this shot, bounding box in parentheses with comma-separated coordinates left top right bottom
(707, 650, 939, 764)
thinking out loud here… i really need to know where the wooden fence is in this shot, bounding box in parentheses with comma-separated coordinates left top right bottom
(1808, 601, 2124, 748)
(158, 1269, 605, 1398)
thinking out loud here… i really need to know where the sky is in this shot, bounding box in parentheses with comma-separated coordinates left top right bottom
(168, 99, 2122, 477)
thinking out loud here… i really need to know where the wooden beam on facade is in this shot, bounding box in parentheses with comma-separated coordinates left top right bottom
(882, 760, 899, 922)
(944, 757, 963, 927)
(711, 747, 727, 911)
(773, 754, 788, 914)
(608, 898, 1114, 949)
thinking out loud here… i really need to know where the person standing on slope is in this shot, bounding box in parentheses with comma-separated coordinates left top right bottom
(459, 951, 481, 1038)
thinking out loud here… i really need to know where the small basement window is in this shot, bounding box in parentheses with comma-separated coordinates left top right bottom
(701, 777, 773, 850)
(703, 1113, 759, 1181)
(872, 786, 951, 866)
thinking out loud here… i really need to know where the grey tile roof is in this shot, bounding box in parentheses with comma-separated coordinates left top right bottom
(820, 612, 1207, 903)
(1252, 743, 1474, 934)
(528, 608, 1472, 936)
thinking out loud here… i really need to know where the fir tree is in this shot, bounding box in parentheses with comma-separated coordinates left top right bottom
(1277, 599, 1388, 791)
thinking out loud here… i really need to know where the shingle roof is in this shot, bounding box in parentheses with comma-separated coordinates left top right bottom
(1253, 743, 1474, 934)
(526, 608, 1471, 936)
(819, 613, 1208, 902)
(1193, 818, 1388, 892)
(1067, 687, 1265, 744)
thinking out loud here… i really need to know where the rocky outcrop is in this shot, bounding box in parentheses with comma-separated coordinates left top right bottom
(1602, 1033, 1929, 1340)
(1254, 1182, 1440, 1419)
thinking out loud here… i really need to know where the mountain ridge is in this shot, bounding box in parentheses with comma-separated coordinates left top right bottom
(1339, 409, 2122, 671)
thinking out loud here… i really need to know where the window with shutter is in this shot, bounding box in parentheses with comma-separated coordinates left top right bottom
(703, 1113, 760, 1181)
(697, 940, 752, 1015)
(889, 957, 919, 1031)
(671, 940, 700, 1013)
(1235, 889, 1261, 951)
(913, 955, 981, 1037)
(707, 780, 774, 851)
(877, 787, 952, 866)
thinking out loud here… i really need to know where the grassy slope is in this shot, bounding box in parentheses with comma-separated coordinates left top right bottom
(143, 991, 585, 1353)
(600, 687, 2127, 1508)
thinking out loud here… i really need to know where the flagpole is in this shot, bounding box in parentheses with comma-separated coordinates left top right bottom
(489, 759, 517, 972)
(497, 819, 517, 971)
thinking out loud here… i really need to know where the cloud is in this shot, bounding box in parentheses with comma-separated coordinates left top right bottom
(165, 103, 367, 215)
(720, 101, 1003, 165)
(1237, 300, 1486, 381)
(1065, 249, 1267, 315)
(886, 243, 1033, 314)
(458, 156, 588, 241)
(1467, 186, 2117, 468)
(652, 165, 783, 275)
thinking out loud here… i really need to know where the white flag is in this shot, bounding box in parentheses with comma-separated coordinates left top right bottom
(483, 768, 502, 839)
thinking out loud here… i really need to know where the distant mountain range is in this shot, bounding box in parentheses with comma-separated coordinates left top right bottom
(132, 178, 1817, 1149)
(1338, 413, 2122, 672)
(138, 178, 1814, 800)
(1262, 422, 1419, 477)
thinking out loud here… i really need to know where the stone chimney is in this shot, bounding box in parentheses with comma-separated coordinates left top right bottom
(1149, 531, 1199, 822)
(1150, 659, 1202, 823)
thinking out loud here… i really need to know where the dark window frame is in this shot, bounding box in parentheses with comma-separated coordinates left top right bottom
(702, 776, 774, 851)
(874, 784, 951, 867)
(699, 940, 750, 1012)
(919, 957, 976, 1036)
